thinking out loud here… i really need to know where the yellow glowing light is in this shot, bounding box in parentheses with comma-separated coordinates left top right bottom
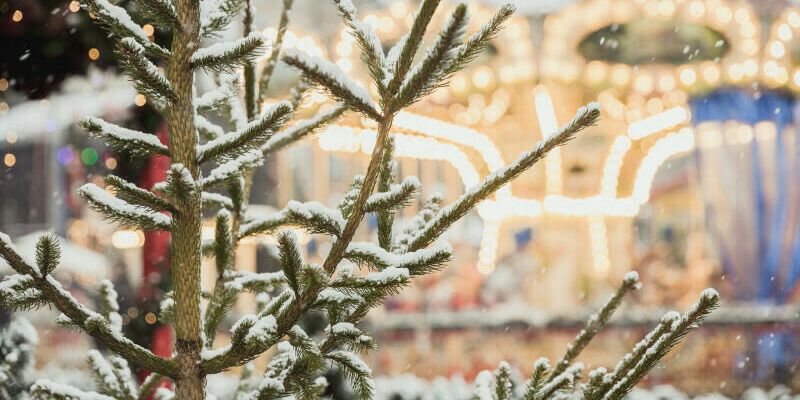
(770, 41, 786, 58)
(633, 75, 654, 94)
(105, 157, 118, 170)
(628, 106, 689, 139)
(69, 1, 80, 12)
(790, 11, 800, 28)
(0, 79, 7, 92)
(689, 1, 705, 18)
(3, 153, 15, 167)
(389, 1, 407, 18)
(6, 131, 17, 144)
(88, 48, 100, 61)
(142, 24, 155, 36)
(611, 65, 631, 85)
(679, 68, 697, 85)
(472, 67, 493, 89)
(778, 24, 793, 41)
(702, 64, 720, 83)
(12, 10, 23, 22)
(112, 230, 145, 249)
(134, 94, 147, 106)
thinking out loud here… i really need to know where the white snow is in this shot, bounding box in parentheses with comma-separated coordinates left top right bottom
(261, 105, 344, 154)
(317, 287, 364, 304)
(224, 271, 285, 291)
(191, 32, 267, 64)
(32, 379, 115, 400)
(203, 150, 264, 187)
(282, 48, 379, 115)
(328, 350, 372, 375)
(78, 183, 172, 228)
(244, 315, 277, 344)
(88, 0, 151, 44)
(202, 192, 233, 209)
(287, 200, 345, 235)
(363, 266, 409, 284)
(345, 241, 451, 271)
(365, 176, 421, 209)
(82, 117, 168, 153)
(195, 114, 225, 139)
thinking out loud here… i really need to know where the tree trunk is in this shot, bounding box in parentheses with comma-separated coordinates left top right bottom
(167, 0, 204, 397)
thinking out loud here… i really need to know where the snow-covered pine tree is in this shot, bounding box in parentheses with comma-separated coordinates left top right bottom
(0, 0, 720, 399)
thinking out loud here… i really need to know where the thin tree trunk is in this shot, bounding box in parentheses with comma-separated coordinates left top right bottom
(167, 0, 204, 397)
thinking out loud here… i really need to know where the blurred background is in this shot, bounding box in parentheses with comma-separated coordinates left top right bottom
(2, 0, 800, 397)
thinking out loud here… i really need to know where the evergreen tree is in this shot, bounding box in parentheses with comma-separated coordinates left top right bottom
(0, 0, 719, 398)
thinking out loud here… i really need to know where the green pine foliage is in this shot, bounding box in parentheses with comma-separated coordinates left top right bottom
(0, 0, 721, 398)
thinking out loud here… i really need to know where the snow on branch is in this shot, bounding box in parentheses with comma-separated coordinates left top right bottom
(404, 103, 601, 251)
(195, 113, 225, 140)
(238, 210, 290, 238)
(31, 379, 115, 400)
(344, 242, 452, 276)
(0, 233, 177, 377)
(282, 49, 381, 120)
(396, 4, 467, 108)
(200, 0, 243, 38)
(548, 271, 640, 380)
(285, 200, 345, 237)
(81, 0, 168, 58)
(201, 191, 233, 210)
(104, 174, 175, 213)
(136, 0, 179, 29)
(443, 3, 515, 77)
(197, 101, 293, 163)
(223, 270, 286, 293)
(385, 0, 443, 94)
(326, 350, 374, 400)
(261, 105, 346, 156)
(364, 176, 421, 213)
(201, 150, 264, 187)
(116, 38, 176, 103)
(78, 183, 172, 231)
(191, 32, 267, 72)
(79, 117, 170, 158)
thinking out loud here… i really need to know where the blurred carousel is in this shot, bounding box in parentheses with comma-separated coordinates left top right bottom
(244, 0, 800, 392)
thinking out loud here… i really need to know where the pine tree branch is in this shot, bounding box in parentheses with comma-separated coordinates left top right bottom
(0, 234, 177, 377)
(204, 210, 236, 346)
(258, 0, 295, 104)
(79, 117, 170, 158)
(395, 4, 467, 109)
(385, 0, 442, 95)
(200, 0, 244, 38)
(376, 135, 396, 250)
(260, 105, 346, 156)
(136, 0, 179, 29)
(522, 358, 551, 400)
(80, 0, 169, 58)
(332, 0, 388, 96)
(105, 175, 175, 213)
(601, 289, 720, 400)
(442, 4, 515, 77)
(116, 38, 176, 103)
(405, 103, 600, 251)
(197, 101, 293, 163)
(190, 32, 267, 72)
(548, 272, 641, 381)
(78, 183, 172, 230)
(201, 150, 264, 187)
(282, 49, 381, 120)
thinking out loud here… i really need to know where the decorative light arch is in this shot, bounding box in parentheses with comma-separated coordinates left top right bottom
(763, 7, 800, 88)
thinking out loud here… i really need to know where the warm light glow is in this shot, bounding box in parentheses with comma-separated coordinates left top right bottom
(88, 48, 100, 61)
(627, 106, 690, 139)
(589, 216, 610, 278)
(12, 10, 23, 22)
(142, 24, 155, 36)
(69, 1, 80, 12)
(6, 131, 17, 144)
(134, 94, 147, 106)
(3, 153, 15, 167)
(112, 230, 145, 249)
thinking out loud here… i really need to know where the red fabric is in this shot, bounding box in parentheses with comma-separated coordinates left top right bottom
(137, 124, 174, 397)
